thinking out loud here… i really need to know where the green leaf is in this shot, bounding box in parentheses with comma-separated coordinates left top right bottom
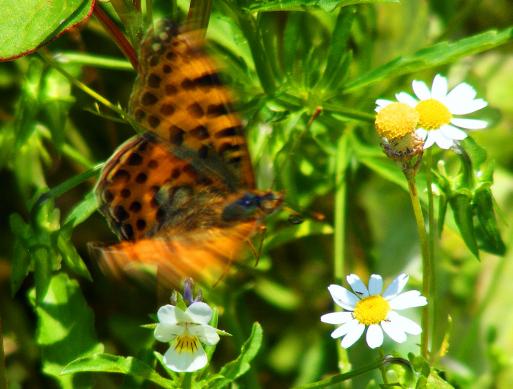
(343, 26, 513, 93)
(473, 187, 506, 255)
(10, 240, 31, 296)
(0, 0, 95, 60)
(318, 6, 356, 89)
(265, 220, 333, 250)
(29, 273, 104, 388)
(243, 0, 398, 12)
(62, 353, 176, 388)
(204, 322, 263, 389)
(57, 232, 92, 280)
(13, 58, 45, 150)
(63, 190, 99, 229)
(450, 192, 479, 259)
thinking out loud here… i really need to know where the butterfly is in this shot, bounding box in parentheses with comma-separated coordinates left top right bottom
(93, 20, 282, 286)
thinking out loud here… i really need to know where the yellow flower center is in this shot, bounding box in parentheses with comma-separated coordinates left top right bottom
(415, 98, 452, 130)
(375, 102, 419, 140)
(174, 335, 200, 353)
(353, 295, 390, 326)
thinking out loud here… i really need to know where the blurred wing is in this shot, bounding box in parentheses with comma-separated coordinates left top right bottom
(129, 20, 255, 190)
(91, 221, 257, 286)
(96, 135, 233, 241)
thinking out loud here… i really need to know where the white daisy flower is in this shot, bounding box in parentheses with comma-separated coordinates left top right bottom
(376, 74, 488, 149)
(154, 302, 220, 372)
(321, 273, 427, 349)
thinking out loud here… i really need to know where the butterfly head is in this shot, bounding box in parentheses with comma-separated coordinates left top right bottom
(222, 191, 283, 222)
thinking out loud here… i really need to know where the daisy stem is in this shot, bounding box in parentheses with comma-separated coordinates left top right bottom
(426, 148, 437, 362)
(405, 172, 431, 359)
(377, 348, 389, 385)
(334, 132, 351, 373)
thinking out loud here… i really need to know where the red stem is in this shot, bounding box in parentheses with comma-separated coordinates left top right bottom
(93, 5, 138, 70)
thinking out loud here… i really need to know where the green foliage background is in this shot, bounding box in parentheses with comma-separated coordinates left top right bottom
(0, 0, 513, 387)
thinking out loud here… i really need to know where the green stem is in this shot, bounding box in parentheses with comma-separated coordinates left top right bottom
(187, 0, 213, 32)
(334, 132, 351, 373)
(0, 314, 6, 389)
(406, 174, 431, 358)
(425, 149, 436, 362)
(377, 348, 389, 385)
(182, 372, 192, 389)
(54, 52, 133, 71)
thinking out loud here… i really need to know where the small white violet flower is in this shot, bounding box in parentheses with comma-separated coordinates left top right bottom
(321, 273, 427, 349)
(376, 74, 488, 149)
(154, 302, 220, 372)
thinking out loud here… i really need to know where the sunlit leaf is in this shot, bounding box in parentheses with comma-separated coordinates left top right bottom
(63, 353, 176, 388)
(29, 273, 104, 388)
(344, 26, 513, 93)
(205, 322, 263, 388)
(0, 0, 94, 60)
(242, 0, 398, 12)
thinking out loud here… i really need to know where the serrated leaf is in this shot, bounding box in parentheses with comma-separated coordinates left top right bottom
(0, 0, 94, 60)
(63, 353, 176, 388)
(450, 193, 479, 259)
(204, 322, 263, 389)
(29, 273, 104, 388)
(344, 26, 513, 93)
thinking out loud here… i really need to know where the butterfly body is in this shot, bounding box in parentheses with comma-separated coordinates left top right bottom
(94, 20, 281, 284)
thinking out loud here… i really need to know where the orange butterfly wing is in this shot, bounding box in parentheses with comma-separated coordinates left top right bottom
(94, 21, 279, 285)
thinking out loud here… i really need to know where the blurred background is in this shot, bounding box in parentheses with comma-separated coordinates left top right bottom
(1, 0, 512, 387)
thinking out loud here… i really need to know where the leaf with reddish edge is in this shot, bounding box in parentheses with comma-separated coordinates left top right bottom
(0, 0, 95, 61)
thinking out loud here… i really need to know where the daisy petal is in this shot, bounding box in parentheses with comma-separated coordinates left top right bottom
(163, 342, 207, 372)
(383, 273, 409, 299)
(368, 274, 383, 295)
(321, 311, 354, 325)
(381, 319, 407, 343)
(388, 311, 422, 335)
(446, 82, 477, 103)
(346, 274, 369, 298)
(432, 131, 455, 149)
(451, 118, 488, 130)
(375, 99, 392, 112)
(395, 92, 417, 107)
(449, 98, 487, 115)
(341, 323, 365, 348)
(154, 323, 182, 342)
(331, 318, 359, 339)
(190, 324, 220, 345)
(366, 324, 384, 349)
(186, 302, 212, 324)
(415, 128, 428, 140)
(389, 290, 428, 310)
(440, 125, 467, 141)
(412, 80, 431, 100)
(328, 285, 359, 310)
(422, 133, 436, 149)
(431, 74, 448, 99)
(158, 305, 187, 325)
